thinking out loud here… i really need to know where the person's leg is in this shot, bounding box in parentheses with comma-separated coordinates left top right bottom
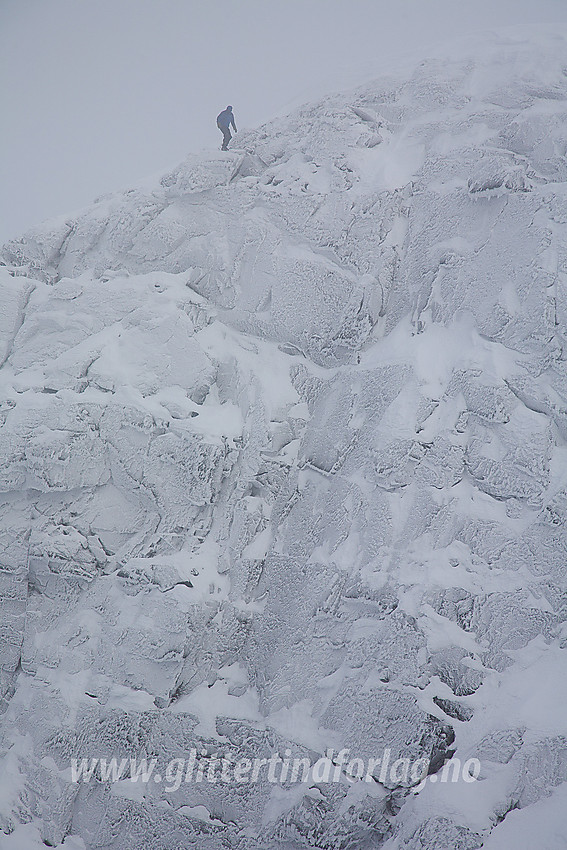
(221, 127, 231, 150)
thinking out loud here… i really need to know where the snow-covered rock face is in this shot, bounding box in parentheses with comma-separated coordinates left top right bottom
(2, 33, 567, 850)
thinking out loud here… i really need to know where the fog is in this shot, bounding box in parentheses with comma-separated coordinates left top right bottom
(2, 0, 567, 244)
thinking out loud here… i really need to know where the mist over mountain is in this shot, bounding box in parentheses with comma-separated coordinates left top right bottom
(1, 30, 567, 850)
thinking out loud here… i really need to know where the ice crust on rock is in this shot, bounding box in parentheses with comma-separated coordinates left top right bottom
(1, 30, 567, 850)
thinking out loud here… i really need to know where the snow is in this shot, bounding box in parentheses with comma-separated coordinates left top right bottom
(1, 26, 567, 850)
(480, 780, 567, 850)
(0, 823, 86, 850)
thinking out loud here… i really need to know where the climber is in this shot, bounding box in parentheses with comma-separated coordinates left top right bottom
(217, 105, 237, 151)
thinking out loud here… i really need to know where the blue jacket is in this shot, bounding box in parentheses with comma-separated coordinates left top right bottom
(217, 107, 236, 131)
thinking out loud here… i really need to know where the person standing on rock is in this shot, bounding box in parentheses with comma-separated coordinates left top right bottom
(217, 105, 237, 151)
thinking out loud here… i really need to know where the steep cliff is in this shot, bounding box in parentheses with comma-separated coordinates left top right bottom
(1, 32, 567, 850)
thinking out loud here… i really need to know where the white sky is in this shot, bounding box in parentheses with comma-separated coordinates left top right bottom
(2, 0, 567, 245)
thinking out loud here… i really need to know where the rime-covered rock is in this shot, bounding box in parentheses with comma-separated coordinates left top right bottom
(1, 31, 567, 850)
